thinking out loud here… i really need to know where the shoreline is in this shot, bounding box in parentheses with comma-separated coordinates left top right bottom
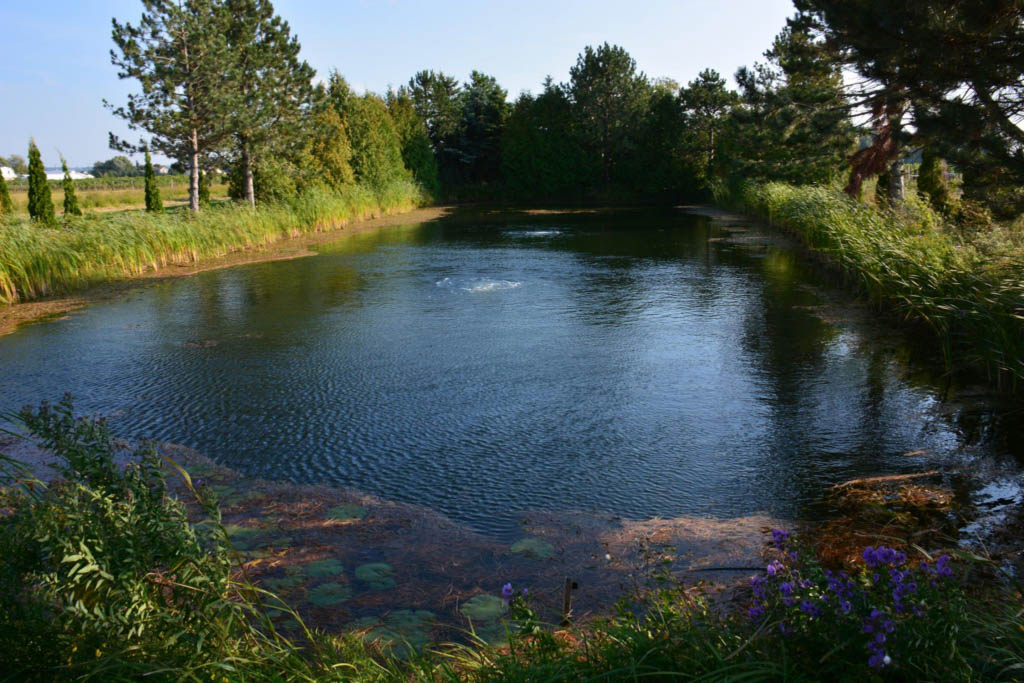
(0, 205, 452, 338)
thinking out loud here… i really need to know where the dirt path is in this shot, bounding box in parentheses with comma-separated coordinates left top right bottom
(0, 206, 451, 338)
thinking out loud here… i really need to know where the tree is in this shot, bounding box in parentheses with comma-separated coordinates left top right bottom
(453, 71, 509, 185)
(108, 0, 237, 212)
(405, 70, 462, 153)
(680, 69, 738, 182)
(223, 0, 315, 207)
(327, 75, 409, 188)
(386, 89, 440, 197)
(61, 157, 82, 216)
(502, 78, 592, 198)
(0, 173, 13, 216)
(26, 140, 55, 224)
(144, 146, 163, 212)
(91, 155, 140, 177)
(568, 43, 649, 189)
(1, 155, 28, 175)
(794, 0, 1024, 214)
(728, 20, 854, 186)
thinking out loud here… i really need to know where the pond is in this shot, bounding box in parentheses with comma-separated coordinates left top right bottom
(0, 208, 1020, 539)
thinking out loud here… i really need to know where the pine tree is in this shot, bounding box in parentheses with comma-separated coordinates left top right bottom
(108, 0, 237, 212)
(0, 173, 13, 216)
(224, 0, 315, 207)
(60, 157, 82, 217)
(27, 140, 55, 224)
(568, 43, 649, 190)
(144, 146, 163, 212)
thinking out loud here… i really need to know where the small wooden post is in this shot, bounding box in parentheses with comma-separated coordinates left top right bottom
(561, 577, 576, 627)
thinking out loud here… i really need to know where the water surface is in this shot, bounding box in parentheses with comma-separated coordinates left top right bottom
(1, 208, 1019, 538)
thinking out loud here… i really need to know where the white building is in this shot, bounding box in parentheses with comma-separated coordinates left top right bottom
(45, 170, 94, 180)
(0, 166, 15, 181)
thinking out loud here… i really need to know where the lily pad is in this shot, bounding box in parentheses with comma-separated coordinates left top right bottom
(263, 575, 305, 592)
(510, 537, 555, 559)
(459, 594, 508, 622)
(308, 582, 351, 607)
(355, 563, 395, 590)
(349, 610, 435, 656)
(306, 558, 344, 579)
(326, 504, 367, 521)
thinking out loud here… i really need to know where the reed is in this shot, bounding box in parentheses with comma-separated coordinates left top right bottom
(0, 181, 425, 306)
(729, 181, 1024, 391)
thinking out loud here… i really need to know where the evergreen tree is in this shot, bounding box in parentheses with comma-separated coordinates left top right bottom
(568, 43, 649, 190)
(26, 140, 55, 224)
(680, 69, 738, 183)
(0, 173, 13, 216)
(108, 0, 238, 212)
(223, 0, 315, 207)
(60, 157, 82, 216)
(454, 71, 509, 186)
(501, 78, 592, 198)
(328, 75, 409, 188)
(144, 146, 163, 212)
(386, 90, 440, 198)
(728, 20, 853, 186)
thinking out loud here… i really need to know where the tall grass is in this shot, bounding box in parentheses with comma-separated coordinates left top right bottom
(727, 181, 1024, 392)
(8, 184, 225, 213)
(0, 180, 425, 305)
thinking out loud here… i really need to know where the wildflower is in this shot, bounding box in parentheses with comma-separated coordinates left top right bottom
(766, 560, 785, 577)
(501, 583, 514, 600)
(771, 528, 790, 548)
(779, 581, 795, 595)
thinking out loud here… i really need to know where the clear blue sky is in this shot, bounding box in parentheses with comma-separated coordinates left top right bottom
(0, 0, 796, 167)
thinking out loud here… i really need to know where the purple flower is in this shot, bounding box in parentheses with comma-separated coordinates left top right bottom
(779, 581, 795, 596)
(766, 560, 785, 577)
(501, 583, 514, 600)
(771, 529, 790, 548)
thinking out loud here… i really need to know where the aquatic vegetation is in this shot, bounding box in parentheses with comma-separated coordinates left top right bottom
(459, 594, 509, 622)
(326, 503, 367, 521)
(308, 582, 351, 607)
(349, 610, 435, 657)
(263, 575, 305, 592)
(510, 536, 555, 559)
(306, 558, 345, 578)
(0, 180, 425, 304)
(354, 562, 396, 589)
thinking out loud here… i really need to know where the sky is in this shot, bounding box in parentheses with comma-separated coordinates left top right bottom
(0, 0, 797, 168)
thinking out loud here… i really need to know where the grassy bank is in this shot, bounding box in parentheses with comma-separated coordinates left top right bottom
(3, 400, 1022, 680)
(726, 182, 1024, 392)
(8, 184, 229, 214)
(0, 180, 425, 304)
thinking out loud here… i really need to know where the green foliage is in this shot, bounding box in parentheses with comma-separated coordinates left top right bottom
(680, 68, 738, 183)
(453, 71, 509, 186)
(568, 43, 649, 189)
(1, 154, 29, 175)
(328, 75, 410, 189)
(60, 157, 82, 217)
(0, 180, 424, 304)
(728, 19, 854, 186)
(26, 140, 55, 225)
(109, 0, 238, 212)
(198, 169, 212, 205)
(90, 155, 140, 178)
(143, 147, 163, 212)
(733, 181, 1024, 391)
(387, 90, 441, 198)
(501, 80, 592, 199)
(0, 173, 13, 216)
(223, 0, 316, 207)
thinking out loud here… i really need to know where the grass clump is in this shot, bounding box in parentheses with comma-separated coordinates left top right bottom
(728, 181, 1024, 392)
(0, 180, 425, 304)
